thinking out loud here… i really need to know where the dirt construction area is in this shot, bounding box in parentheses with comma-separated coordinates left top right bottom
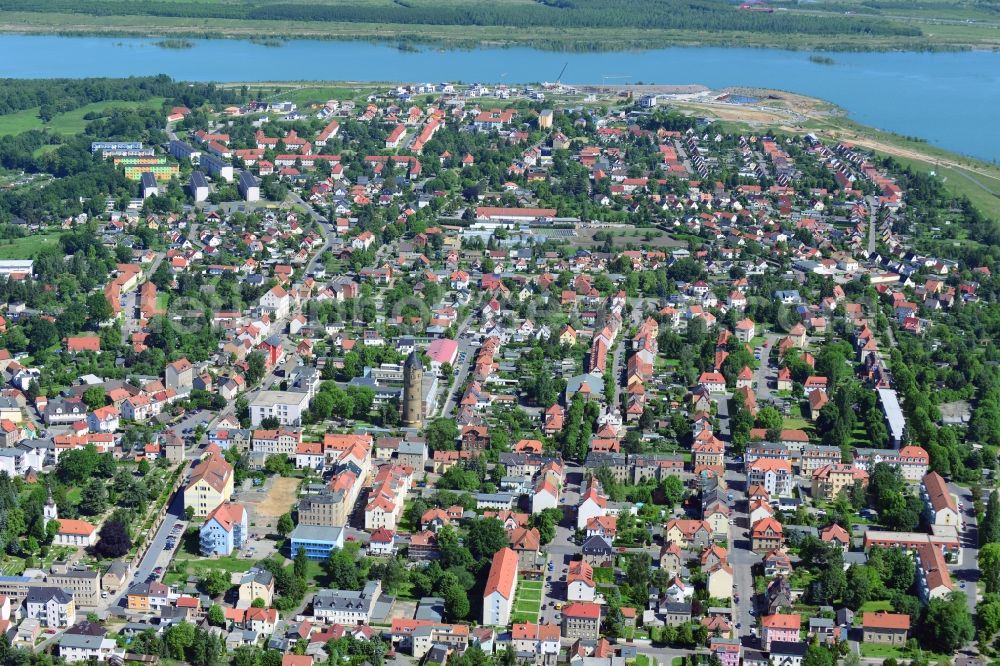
(241, 476, 301, 528)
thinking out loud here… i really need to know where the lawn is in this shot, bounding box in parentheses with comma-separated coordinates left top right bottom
(264, 85, 374, 108)
(860, 644, 905, 659)
(593, 567, 614, 584)
(511, 579, 542, 623)
(859, 600, 893, 613)
(174, 553, 255, 575)
(0, 233, 62, 260)
(782, 416, 811, 431)
(0, 98, 165, 137)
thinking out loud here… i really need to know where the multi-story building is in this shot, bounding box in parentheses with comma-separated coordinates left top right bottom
(852, 446, 929, 482)
(483, 548, 518, 626)
(237, 569, 275, 608)
(46, 569, 100, 607)
(251, 428, 303, 458)
(761, 613, 800, 651)
(364, 464, 413, 531)
(249, 391, 310, 427)
(811, 464, 869, 501)
(751, 518, 784, 554)
(183, 451, 234, 517)
(511, 622, 561, 665)
(920, 471, 960, 528)
(313, 581, 382, 625)
(289, 524, 345, 560)
(561, 602, 601, 640)
(915, 543, 953, 602)
(200, 502, 248, 556)
(747, 458, 794, 497)
(25, 587, 75, 628)
(566, 560, 596, 602)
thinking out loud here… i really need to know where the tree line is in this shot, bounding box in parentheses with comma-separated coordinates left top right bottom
(6, 0, 924, 36)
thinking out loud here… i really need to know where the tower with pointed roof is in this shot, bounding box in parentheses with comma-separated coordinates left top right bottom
(44, 489, 58, 528)
(402, 351, 424, 429)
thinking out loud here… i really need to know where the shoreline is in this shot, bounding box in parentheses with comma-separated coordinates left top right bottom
(0, 19, 997, 53)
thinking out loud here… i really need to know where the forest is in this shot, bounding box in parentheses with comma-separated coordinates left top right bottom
(0, 0, 923, 37)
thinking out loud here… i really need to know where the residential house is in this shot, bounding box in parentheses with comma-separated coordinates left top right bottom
(761, 614, 801, 651)
(483, 548, 518, 626)
(200, 502, 248, 556)
(561, 602, 601, 640)
(862, 612, 910, 646)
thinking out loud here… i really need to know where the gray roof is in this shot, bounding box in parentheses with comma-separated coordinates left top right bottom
(238, 170, 259, 190)
(290, 524, 344, 543)
(26, 586, 73, 604)
(59, 633, 109, 649)
(581, 535, 613, 553)
(877, 388, 906, 442)
(190, 170, 209, 188)
(313, 581, 380, 613)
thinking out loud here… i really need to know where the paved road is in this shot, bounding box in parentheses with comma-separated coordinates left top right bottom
(109, 489, 187, 612)
(950, 481, 982, 615)
(725, 465, 759, 639)
(438, 315, 477, 417)
(752, 333, 782, 403)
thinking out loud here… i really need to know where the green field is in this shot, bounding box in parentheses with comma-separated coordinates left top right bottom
(0, 233, 62, 259)
(255, 85, 377, 108)
(0, 98, 166, 137)
(511, 579, 543, 623)
(1, 0, 998, 51)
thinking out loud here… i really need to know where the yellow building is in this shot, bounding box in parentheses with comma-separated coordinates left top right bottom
(811, 463, 869, 501)
(184, 452, 234, 517)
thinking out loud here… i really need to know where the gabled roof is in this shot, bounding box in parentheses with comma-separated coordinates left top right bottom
(484, 548, 518, 599)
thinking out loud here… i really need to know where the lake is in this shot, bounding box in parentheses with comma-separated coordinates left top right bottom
(0, 34, 998, 161)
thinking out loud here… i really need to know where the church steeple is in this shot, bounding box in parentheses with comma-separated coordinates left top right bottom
(43, 488, 58, 528)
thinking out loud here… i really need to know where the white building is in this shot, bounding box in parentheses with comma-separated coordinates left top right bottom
(24, 587, 75, 628)
(249, 391, 310, 427)
(483, 548, 518, 626)
(59, 633, 123, 663)
(0, 260, 33, 277)
(312, 581, 382, 625)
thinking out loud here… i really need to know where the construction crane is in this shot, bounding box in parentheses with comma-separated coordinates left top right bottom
(555, 62, 568, 83)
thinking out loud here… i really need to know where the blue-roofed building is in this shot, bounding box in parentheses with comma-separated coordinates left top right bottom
(289, 524, 344, 560)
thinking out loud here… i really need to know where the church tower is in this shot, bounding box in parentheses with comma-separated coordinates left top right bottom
(44, 489, 58, 529)
(402, 350, 424, 429)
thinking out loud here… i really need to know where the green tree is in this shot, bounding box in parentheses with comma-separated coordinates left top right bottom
(86, 292, 115, 324)
(78, 479, 108, 515)
(207, 604, 226, 627)
(921, 591, 975, 652)
(293, 546, 308, 581)
(246, 351, 267, 385)
(441, 574, 470, 621)
(200, 569, 231, 597)
(981, 491, 1000, 546)
(465, 518, 508, 561)
(82, 386, 106, 410)
(426, 418, 459, 452)
(164, 622, 195, 660)
(659, 475, 686, 508)
(327, 545, 361, 590)
(277, 512, 294, 537)
(979, 543, 1000, 595)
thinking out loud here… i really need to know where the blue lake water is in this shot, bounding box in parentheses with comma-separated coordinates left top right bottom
(0, 34, 998, 162)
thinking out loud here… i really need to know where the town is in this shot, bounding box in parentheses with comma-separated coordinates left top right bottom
(0, 78, 996, 666)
